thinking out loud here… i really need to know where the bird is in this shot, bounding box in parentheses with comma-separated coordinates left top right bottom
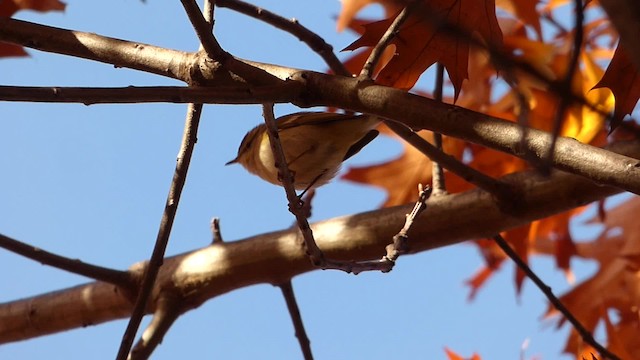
(226, 111, 379, 190)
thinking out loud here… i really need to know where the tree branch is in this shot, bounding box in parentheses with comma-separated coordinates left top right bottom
(293, 71, 640, 194)
(493, 234, 620, 360)
(0, 16, 637, 193)
(128, 296, 181, 360)
(2, 140, 638, 343)
(279, 281, 313, 360)
(541, 0, 584, 172)
(181, 0, 281, 86)
(0, 84, 302, 104)
(0, 233, 132, 287)
(116, 103, 203, 360)
(216, 0, 350, 77)
(0, 17, 192, 82)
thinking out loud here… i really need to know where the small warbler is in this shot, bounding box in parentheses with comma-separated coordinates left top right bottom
(226, 112, 380, 190)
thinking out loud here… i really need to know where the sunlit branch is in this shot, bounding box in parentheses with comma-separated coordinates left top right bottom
(129, 296, 181, 360)
(2, 140, 638, 343)
(294, 70, 640, 195)
(0, 17, 191, 82)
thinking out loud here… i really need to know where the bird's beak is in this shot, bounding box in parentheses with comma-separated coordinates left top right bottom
(225, 158, 238, 166)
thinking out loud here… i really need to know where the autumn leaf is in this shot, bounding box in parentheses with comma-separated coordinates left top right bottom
(342, 128, 466, 206)
(0, 42, 29, 58)
(0, 0, 65, 17)
(343, 0, 503, 97)
(445, 347, 482, 360)
(593, 43, 640, 132)
(465, 261, 501, 300)
(542, 197, 640, 358)
(0, 0, 66, 58)
(496, 0, 541, 39)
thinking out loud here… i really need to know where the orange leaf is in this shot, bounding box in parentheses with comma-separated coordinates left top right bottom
(593, 43, 640, 132)
(0, 0, 66, 58)
(496, 0, 542, 39)
(545, 197, 640, 358)
(0, 42, 29, 58)
(445, 347, 482, 360)
(342, 130, 465, 206)
(344, 0, 503, 97)
(465, 264, 501, 300)
(0, 0, 65, 17)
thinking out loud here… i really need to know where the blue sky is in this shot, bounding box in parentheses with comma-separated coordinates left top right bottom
(0, 1, 617, 359)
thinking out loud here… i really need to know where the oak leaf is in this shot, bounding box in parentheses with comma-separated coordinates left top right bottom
(0, 0, 66, 58)
(593, 43, 640, 132)
(343, 0, 503, 97)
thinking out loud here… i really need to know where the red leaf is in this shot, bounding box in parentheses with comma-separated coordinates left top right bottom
(344, 0, 503, 97)
(593, 43, 640, 131)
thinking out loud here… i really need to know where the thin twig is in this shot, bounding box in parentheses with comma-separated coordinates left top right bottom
(540, 0, 585, 174)
(180, 0, 226, 60)
(431, 63, 447, 196)
(384, 120, 516, 203)
(128, 296, 181, 360)
(115, 103, 203, 360)
(359, 1, 419, 79)
(384, 184, 432, 263)
(211, 217, 224, 244)
(0, 83, 303, 105)
(279, 281, 313, 360)
(492, 234, 621, 360)
(0, 233, 132, 287)
(261, 103, 324, 266)
(216, 0, 350, 77)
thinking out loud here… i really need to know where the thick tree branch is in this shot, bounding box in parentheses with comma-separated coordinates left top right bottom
(1, 140, 638, 343)
(0, 17, 638, 193)
(292, 71, 640, 194)
(0, 17, 192, 82)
